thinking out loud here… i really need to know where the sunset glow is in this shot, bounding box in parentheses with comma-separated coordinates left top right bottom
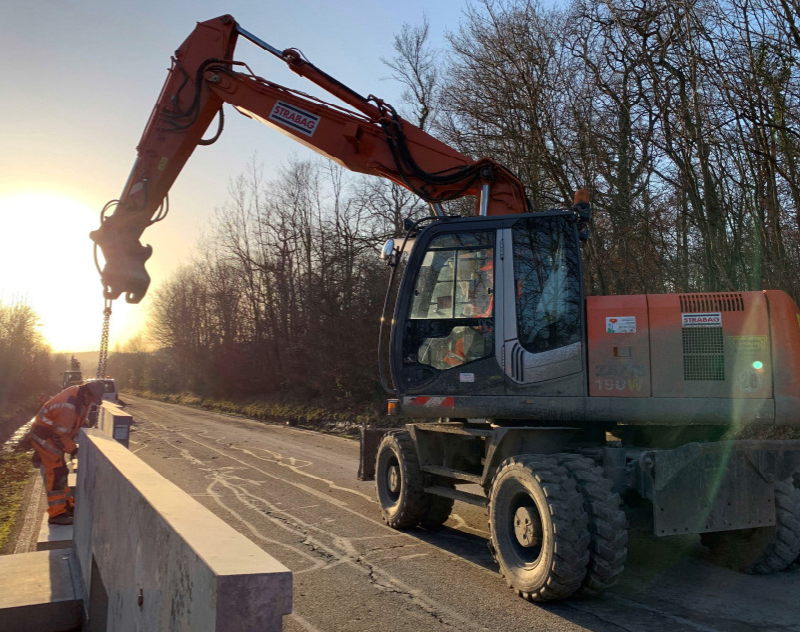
(0, 192, 142, 352)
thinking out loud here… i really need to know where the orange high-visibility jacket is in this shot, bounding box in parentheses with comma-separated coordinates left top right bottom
(31, 386, 89, 456)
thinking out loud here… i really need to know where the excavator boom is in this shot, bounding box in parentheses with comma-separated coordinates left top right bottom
(90, 15, 529, 303)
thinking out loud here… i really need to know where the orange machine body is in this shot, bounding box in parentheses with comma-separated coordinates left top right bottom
(587, 290, 800, 424)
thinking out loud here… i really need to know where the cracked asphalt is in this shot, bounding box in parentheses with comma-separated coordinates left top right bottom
(125, 395, 800, 632)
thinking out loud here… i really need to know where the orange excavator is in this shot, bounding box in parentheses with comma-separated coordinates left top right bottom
(91, 15, 800, 601)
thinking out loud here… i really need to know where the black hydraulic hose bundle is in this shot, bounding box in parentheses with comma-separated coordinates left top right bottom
(371, 100, 485, 203)
(161, 58, 227, 131)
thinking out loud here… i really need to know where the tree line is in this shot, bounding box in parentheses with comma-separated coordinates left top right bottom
(111, 0, 800, 407)
(109, 161, 421, 408)
(0, 299, 53, 443)
(434, 0, 800, 297)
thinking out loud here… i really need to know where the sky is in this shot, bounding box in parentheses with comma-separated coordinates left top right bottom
(0, 0, 467, 355)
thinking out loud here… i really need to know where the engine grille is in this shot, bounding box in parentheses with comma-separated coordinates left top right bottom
(682, 327, 725, 381)
(679, 293, 744, 313)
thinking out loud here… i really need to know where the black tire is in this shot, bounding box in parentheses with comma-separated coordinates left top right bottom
(375, 430, 429, 529)
(421, 488, 455, 529)
(701, 479, 800, 574)
(793, 472, 800, 569)
(488, 455, 590, 602)
(557, 454, 628, 597)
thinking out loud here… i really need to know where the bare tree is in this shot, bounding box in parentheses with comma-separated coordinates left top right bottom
(0, 299, 52, 431)
(382, 14, 441, 130)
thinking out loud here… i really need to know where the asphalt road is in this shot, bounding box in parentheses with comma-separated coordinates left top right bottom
(125, 395, 800, 632)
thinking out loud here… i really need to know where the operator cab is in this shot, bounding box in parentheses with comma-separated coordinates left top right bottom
(390, 211, 586, 408)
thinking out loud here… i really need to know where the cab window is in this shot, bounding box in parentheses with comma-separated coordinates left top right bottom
(513, 217, 581, 353)
(410, 234, 493, 320)
(404, 231, 494, 371)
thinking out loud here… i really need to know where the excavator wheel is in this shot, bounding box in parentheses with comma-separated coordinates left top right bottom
(556, 454, 628, 597)
(700, 478, 800, 574)
(375, 430, 430, 529)
(794, 472, 800, 569)
(488, 455, 590, 601)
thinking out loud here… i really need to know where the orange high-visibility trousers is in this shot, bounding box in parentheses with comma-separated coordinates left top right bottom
(33, 440, 72, 519)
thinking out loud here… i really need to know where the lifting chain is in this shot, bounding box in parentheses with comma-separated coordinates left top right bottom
(96, 299, 112, 379)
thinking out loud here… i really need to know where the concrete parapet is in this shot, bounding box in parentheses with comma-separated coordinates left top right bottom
(96, 402, 133, 448)
(0, 549, 83, 632)
(74, 428, 292, 631)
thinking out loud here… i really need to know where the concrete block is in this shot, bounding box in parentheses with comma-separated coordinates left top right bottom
(0, 549, 83, 632)
(36, 513, 73, 551)
(74, 428, 292, 632)
(96, 402, 133, 448)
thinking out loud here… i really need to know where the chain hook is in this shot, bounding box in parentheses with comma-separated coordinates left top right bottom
(97, 299, 113, 379)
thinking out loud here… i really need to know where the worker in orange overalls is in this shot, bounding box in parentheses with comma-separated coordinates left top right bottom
(30, 382, 104, 525)
(443, 258, 494, 367)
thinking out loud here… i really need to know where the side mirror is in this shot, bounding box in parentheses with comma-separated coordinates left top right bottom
(379, 238, 396, 261)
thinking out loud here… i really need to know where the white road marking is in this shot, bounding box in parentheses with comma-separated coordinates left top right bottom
(206, 476, 327, 572)
(234, 445, 375, 502)
(290, 612, 325, 632)
(396, 553, 429, 561)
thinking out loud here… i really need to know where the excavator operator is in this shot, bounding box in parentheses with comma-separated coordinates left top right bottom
(441, 257, 495, 368)
(31, 381, 104, 525)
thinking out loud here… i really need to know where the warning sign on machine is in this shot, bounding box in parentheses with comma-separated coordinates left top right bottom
(606, 317, 636, 334)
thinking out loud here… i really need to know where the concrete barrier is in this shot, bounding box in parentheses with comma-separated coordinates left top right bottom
(73, 427, 292, 631)
(0, 549, 83, 632)
(96, 402, 133, 448)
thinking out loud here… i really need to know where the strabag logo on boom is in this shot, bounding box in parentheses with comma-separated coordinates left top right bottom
(682, 312, 722, 327)
(268, 101, 320, 137)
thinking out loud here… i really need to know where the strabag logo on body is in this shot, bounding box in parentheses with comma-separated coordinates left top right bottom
(682, 312, 722, 327)
(268, 101, 320, 137)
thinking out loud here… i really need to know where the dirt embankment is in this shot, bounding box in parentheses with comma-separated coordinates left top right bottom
(0, 451, 34, 552)
(0, 408, 33, 447)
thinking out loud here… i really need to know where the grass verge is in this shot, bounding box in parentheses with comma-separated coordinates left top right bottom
(0, 450, 34, 552)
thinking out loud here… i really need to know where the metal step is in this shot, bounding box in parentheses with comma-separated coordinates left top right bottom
(424, 485, 487, 508)
(414, 423, 494, 437)
(422, 465, 483, 484)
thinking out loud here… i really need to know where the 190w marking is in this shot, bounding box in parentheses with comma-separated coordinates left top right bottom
(595, 378, 643, 392)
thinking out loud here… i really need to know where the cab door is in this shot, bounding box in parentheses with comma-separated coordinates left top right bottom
(393, 224, 505, 396)
(499, 214, 586, 396)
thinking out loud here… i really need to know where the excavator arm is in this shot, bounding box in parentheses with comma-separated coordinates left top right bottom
(90, 15, 529, 303)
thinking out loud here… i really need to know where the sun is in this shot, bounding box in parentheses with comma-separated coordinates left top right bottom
(0, 192, 144, 353)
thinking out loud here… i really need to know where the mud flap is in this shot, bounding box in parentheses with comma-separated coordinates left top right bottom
(358, 428, 395, 481)
(640, 440, 800, 535)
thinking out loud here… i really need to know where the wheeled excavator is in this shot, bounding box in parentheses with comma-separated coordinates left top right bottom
(90, 15, 800, 601)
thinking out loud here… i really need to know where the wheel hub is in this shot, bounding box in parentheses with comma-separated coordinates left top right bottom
(387, 465, 401, 494)
(514, 506, 541, 548)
